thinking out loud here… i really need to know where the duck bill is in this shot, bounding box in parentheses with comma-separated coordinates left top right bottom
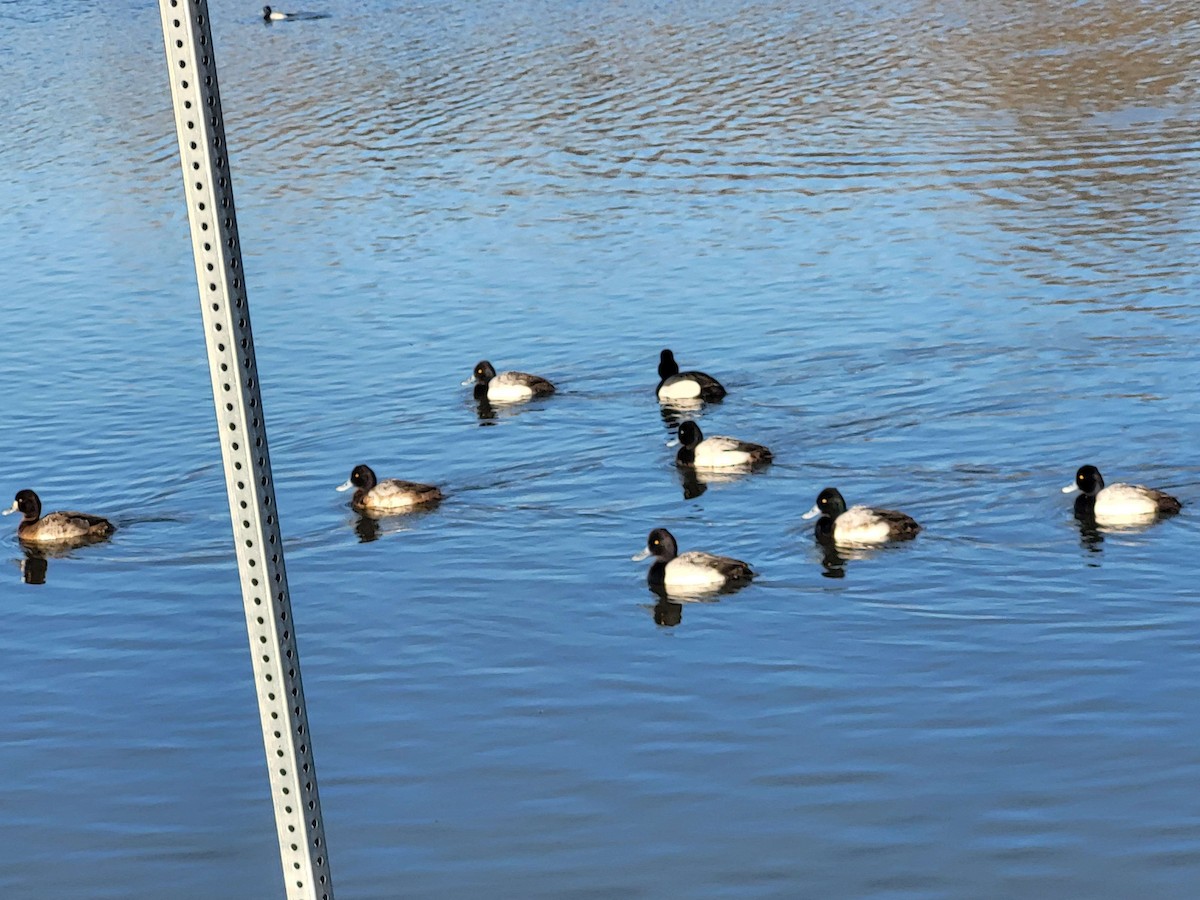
(631, 548, 651, 561)
(335, 480, 353, 492)
(460, 376, 475, 387)
(2, 501, 17, 516)
(1061, 483, 1080, 494)
(801, 504, 821, 520)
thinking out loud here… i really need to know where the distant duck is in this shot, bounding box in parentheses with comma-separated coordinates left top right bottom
(802, 487, 920, 546)
(337, 464, 443, 513)
(463, 360, 555, 403)
(262, 5, 329, 21)
(675, 420, 772, 469)
(632, 527, 754, 590)
(656, 349, 726, 403)
(1062, 464, 1181, 524)
(3, 489, 115, 546)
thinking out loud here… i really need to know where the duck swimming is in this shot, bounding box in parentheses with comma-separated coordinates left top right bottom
(1062, 464, 1181, 524)
(656, 349, 726, 403)
(632, 527, 753, 590)
(802, 487, 920, 546)
(3, 489, 115, 546)
(674, 420, 772, 469)
(337, 464, 443, 513)
(463, 360, 555, 403)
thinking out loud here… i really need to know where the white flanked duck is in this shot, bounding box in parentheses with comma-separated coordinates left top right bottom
(656, 349, 726, 403)
(802, 487, 920, 546)
(463, 360, 555, 403)
(1062, 464, 1181, 525)
(674, 420, 772, 469)
(337, 464, 443, 514)
(4, 489, 115, 546)
(632, 527, 753, 591)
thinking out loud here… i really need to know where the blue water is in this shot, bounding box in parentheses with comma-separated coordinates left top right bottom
(2, 0, 1199, 896)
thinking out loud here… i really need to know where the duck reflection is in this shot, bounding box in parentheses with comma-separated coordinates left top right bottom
(651, 590, 683, 627)
(814, 533, 892, 579)
(473, 395, 555, 425)
(354, 514, 382, 543)
(19, 550, 50, 585)
(1072, 507, 1165, 557)
(474, 397, 498, 424)
(12, 542, 89, 585)
(1073, 511, 1106, 556)
(677, 463, 765, 500)
(679, 467, 708, 500)
(646, 582, 736, 626)
(351, 505, 440, 544)
(658, 399, 705, 431)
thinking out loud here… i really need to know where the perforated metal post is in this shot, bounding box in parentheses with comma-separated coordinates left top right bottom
(157, 2, 333, 896)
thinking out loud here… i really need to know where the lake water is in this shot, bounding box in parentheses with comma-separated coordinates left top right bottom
(2, 0, 1199, 896)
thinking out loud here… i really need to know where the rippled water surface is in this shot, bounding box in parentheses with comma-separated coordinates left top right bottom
(2, 0, 1199, 896)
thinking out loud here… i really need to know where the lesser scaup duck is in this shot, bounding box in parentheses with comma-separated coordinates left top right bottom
(262, 5, 290, 20)
(632, 527, 753, 590)
(802, 487, 920, 546)
(4, 489, 115, 546)
(675, 420, 772, 468)
(463, 360, 555, 403)
(656, 349, 726, 402)
(337, 464, 443, 513)
(1062, 464, 1181, 524)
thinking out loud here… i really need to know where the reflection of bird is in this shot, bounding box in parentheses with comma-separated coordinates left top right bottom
(652, 595, 683, 627)
(802, 487, 919, 546)
(633, 527, 753, 591)
(815, 534, 848, 579)
(656, 349, 726, 402)
(462, 360, 555, 403)
(675, 420, 772, 469)
(20, 551, 50, 585)
(4, 489, 115, 546)
(336, 464, 443, 514)
(678, 467, 708, 500)
(1062, 465, 1181, 525)
(353, 515, 381, 544)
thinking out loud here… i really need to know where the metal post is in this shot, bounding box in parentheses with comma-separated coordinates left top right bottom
(156, 2, 333, 896)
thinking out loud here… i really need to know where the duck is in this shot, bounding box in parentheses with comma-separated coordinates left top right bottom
(1062, 464, 1181, 524)
(262, 5, 290, 20)
(463, 360, 555, 403)
(675, 420, 772, 468)
(632, 527, 753, 590)
(3, 489, 115, 545)
(336, 464, 443, 513)
(802, 487, 920, 546)
(656, 349, 726, 402)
